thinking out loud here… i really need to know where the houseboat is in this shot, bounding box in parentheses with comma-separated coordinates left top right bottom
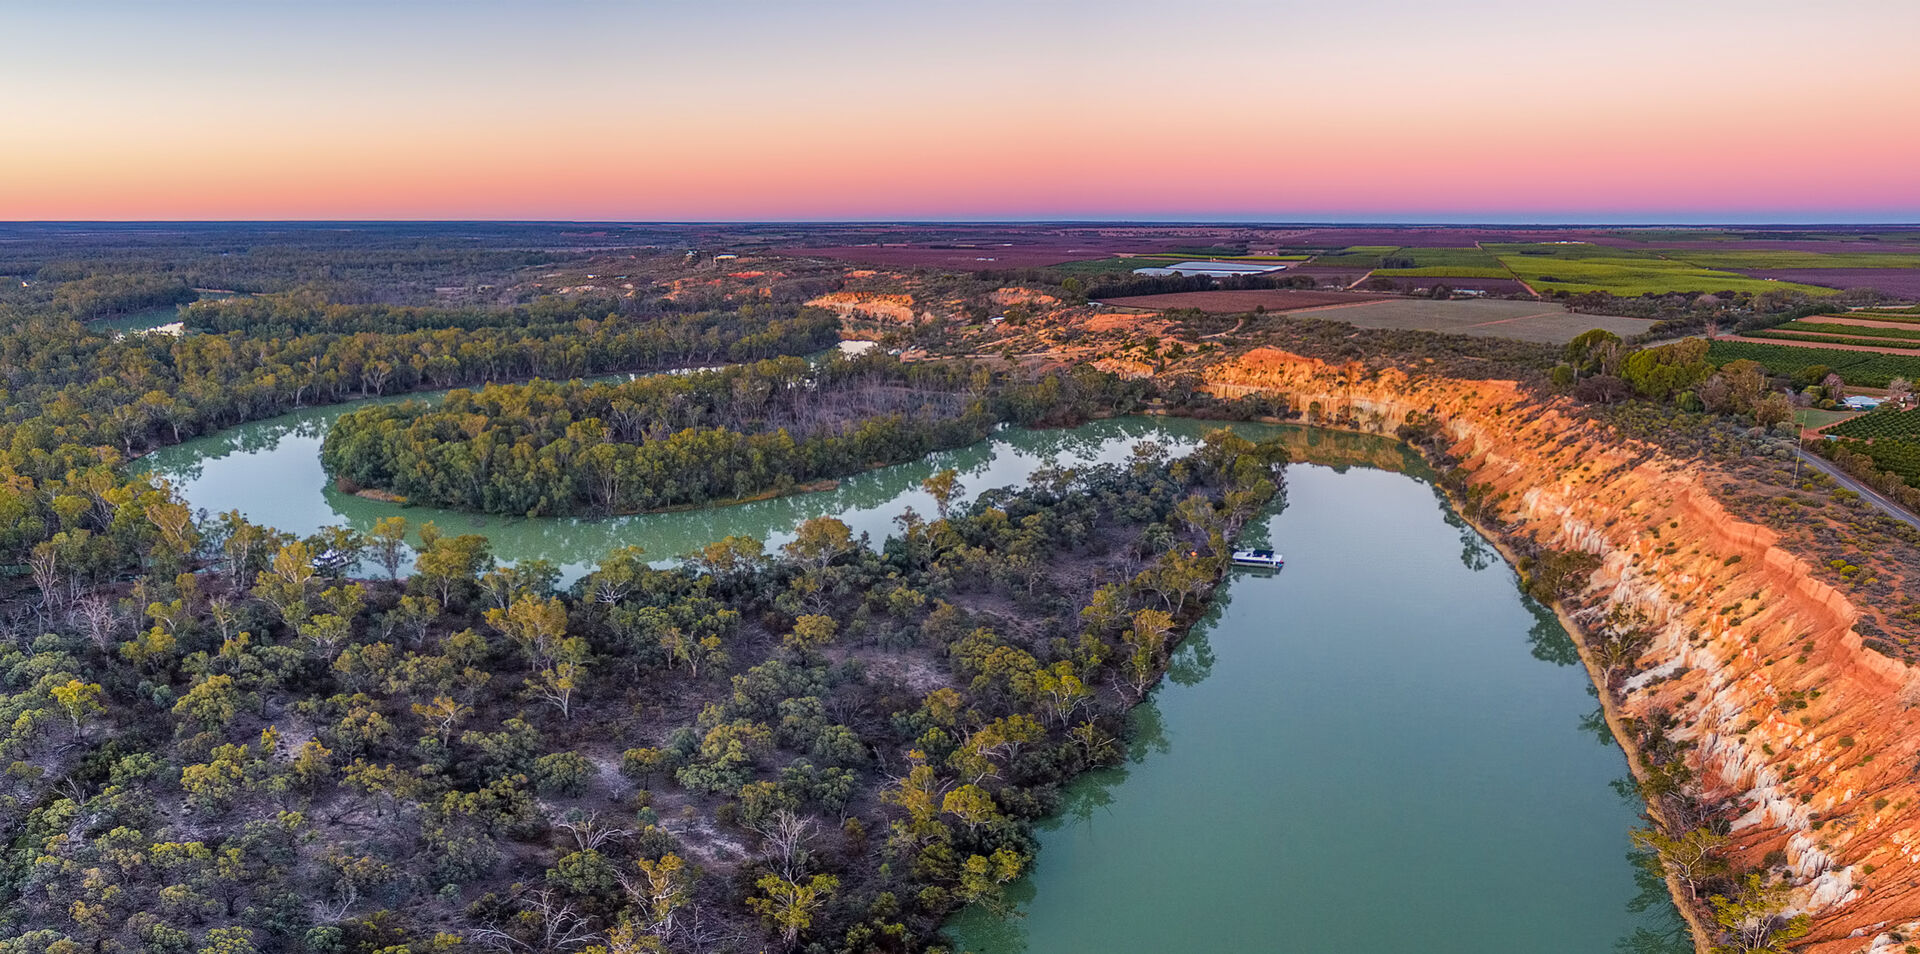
(1230, 548, 1284, 569)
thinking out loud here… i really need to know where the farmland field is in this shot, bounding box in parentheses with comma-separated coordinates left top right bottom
(1365, 276, 1533, 295)
(1774, 321, 1920, 341)
(1390, 247, 1507, 269)
(1161, 296, 1649, 343)
(1799, 313, 1920, 326)
(1310, 246, 1399, 267)
(1830, 409, 1920, 441)
(1736, 269, 1920, 298)
(1485, 243, 1660, 261)
(1279, 265, 1378, 287)
(1097, 289, 1381, 313)
(1492, 253, 1836, 297)
(1657, 250, 1920, 270)
(1746, 330, 1920, 351)
(1705, 340, 1920, 387)
(1371, 266, 1515, 279)
(1832, 438, 1920, 486)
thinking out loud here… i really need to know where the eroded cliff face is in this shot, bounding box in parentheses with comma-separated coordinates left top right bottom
(1205, 348, 1920, 953)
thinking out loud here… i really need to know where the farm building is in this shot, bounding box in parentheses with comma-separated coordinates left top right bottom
(1131, 261, 1289, 278)
(1844, 395, 1883, 410)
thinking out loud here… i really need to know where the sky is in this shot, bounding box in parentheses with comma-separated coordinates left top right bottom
(4, 0, 1919, 223)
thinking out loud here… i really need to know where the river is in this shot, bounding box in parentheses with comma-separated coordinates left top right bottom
(138, 396, 1683, 952)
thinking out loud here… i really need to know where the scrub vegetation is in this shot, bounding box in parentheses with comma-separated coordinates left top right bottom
(4, 221, 1920, 954)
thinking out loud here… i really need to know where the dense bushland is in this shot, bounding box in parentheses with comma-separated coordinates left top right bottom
(320, 355, 1153, 516)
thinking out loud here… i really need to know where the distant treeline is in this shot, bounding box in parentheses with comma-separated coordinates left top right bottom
(50, 273, 197, 321)
(321, 355, 1152, 516)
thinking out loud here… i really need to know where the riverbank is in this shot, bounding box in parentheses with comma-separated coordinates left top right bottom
(1206, 347, 1920, 953)
(1191, 382, 1712, 951)
(1450, 498, 1716, 954)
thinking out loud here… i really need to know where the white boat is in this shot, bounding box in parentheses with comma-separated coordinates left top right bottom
(1230, 548, 1284, 569)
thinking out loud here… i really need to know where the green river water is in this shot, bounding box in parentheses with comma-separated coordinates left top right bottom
(138, 399, 1685, 953)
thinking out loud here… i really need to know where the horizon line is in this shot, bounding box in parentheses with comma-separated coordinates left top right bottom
(7, 218, 1920, 229)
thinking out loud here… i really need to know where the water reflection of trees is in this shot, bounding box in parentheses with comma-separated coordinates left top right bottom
(153, 415, 1334, 580)
(1525, 605, 1581, 667)
(1616, 843, 1695, 954)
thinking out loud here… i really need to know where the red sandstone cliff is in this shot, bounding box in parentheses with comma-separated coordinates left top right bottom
(1206, 347, 1920, 953)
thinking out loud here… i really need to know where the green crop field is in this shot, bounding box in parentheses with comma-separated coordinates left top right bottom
(1483, 243, 1659, 261)
(1706, 340, 1920, 387)
(1830, 409, 1920, 441)
(1495, 255, 1836, 297)
(1656, 250, 1920, 270)
(1047, 257, 1163, 275)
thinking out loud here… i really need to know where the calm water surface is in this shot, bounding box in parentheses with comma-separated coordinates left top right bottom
(140, 398, 1682, 952)
(948, 462, 1684, 954)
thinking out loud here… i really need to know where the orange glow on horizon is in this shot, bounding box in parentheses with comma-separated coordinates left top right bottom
(6, 0, 1919, 221)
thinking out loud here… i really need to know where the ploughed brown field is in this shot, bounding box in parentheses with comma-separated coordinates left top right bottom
(1737, 268, 1920, 298)
(1097, 289, 1384, 312)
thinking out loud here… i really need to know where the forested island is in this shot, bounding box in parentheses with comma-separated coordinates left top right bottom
(319, 355, 1149, 516)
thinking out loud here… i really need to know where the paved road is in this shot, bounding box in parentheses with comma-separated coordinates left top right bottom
(1796, 448, 1920, 531)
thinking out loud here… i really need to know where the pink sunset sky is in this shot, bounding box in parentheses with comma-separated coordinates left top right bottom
(5, 0, 1918, 222)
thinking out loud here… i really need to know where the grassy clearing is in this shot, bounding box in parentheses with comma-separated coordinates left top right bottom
(1795, 407, 1860, 431)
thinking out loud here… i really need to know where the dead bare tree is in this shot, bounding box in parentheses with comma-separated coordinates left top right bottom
(555, 809, 630, 852)
(69, 596, 118, 651)
(470, 888, 598, 953)
(752, 809, 817, 881)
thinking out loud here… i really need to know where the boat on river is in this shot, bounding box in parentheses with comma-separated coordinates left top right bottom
(1230, 548, 1284, 569)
